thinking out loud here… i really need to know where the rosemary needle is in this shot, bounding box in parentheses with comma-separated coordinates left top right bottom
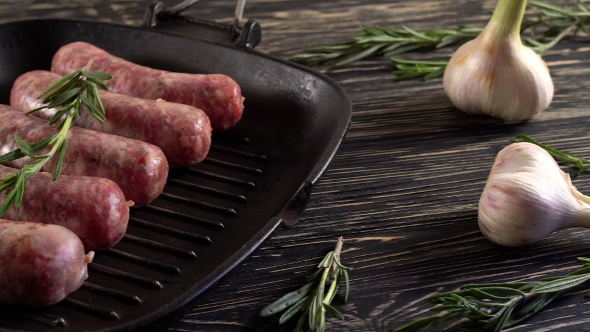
(394, 257, 590, 332)
(0, 67, 111, 216)
(288, 0, 590, 80)
(260, 237, 350, 332)
(511, 134, 590, 174)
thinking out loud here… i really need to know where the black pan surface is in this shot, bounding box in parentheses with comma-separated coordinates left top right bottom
(0, 18, 351, 331)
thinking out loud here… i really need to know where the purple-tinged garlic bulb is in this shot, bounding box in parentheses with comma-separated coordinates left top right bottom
(479, 142, 590, 246)
(443, 0, 553, 123)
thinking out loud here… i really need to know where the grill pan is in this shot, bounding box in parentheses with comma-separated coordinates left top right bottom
(0, 2, 351, 331)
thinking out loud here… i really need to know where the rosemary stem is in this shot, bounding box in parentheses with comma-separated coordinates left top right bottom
(323, 278, 338, 304)
(325, 238, 344, 304)
(328, 237, 344, 282)
(533, 23, 578, 53)
(28, 108, 74, 175)
(49, 115, 73, 157)
(318, 265, 330, 300)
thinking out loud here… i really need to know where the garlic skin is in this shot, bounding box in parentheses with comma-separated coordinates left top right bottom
(478, 142, 590, 246)
(443, 0, 554, 123)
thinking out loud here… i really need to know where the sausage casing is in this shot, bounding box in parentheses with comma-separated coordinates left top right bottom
(0, 220, 94, 307)
(11, 70, 212, 167)
(0, 106, 168, 207)
(0, 165, 129, 251)
(51, 41, 244, 131)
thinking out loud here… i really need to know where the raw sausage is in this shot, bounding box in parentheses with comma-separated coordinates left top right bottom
(0, 106, 167, 207)
(0, 165, 129, 251)
(51, 41, 244, 131)
(51, 41, 243, 131)
(0, 220, 94, 307)
(0, 106, 168, 207)
(11, 70, 212, 167)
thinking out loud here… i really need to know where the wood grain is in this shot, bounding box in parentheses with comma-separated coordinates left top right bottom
(4, 0, 590, 331)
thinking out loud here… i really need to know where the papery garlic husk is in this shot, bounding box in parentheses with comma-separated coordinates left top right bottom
(443, 0, 554, 123)
(478, 142, 590, 246)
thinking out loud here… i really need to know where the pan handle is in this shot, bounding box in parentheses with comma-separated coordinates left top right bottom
(279, 181, 313, 227)
(142, 0, 261, 49)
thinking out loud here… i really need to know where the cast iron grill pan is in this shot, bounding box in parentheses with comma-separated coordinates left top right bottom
(0, 14, 351, 332)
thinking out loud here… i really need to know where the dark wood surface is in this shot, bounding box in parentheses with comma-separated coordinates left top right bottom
(3, 0, 590, 331)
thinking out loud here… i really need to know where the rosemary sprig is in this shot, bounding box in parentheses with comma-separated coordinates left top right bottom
(0, 68, 111, 216)
(286, 25, 482, 67)
(394, 257, 590, 332)
(511, 134, 590, 173)
(288, 0, 590, 80)
(260, 237, 350, 332)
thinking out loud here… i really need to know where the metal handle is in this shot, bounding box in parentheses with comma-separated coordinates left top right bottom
(167, 0, 200, 16)
(280, 181, 313, 227)
(142, 0, 260, 49)
(147, 0, 246, 28)
(234, 0, 246, 29)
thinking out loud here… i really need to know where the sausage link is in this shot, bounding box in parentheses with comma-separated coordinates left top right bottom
(0, 106, 168, 207)
(51, 41, 244, 131)
(0, 220, 94, 307)
(11, 70, 212, 167)
(0, 165, 129, 251)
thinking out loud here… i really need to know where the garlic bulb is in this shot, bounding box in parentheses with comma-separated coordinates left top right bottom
(478, 142, 590, 246)
(443, 0, 554, 123)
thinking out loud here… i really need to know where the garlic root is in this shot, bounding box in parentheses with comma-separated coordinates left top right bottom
(478, 142, 590, 246)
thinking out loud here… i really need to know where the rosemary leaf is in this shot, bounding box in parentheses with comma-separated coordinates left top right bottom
(278, 296, 309, 324)
(531, 274, 590, 293)
(0, 176, 15, 192)
(336, 44, 385, 66)
(323, 302, 344, 320)
(562, 264, 590, 276)
(469, 287, 527, 299)
(0, 134, 59, 164)
(46, 87, 80, 109)
(86, 77, 109, 93)
(81, 94, 106, 123)
(260, 282, 315, 317)
(80, 71, 112, 80)
(38, 70, 79, 101)
(308, 293, 317, 329)
(305, 266, 325, 283)
(506, 293, 559, 326)
(0, 185, 18, 216)
(48, 107, 71, 126)
(13, 135, 32, 157)
(41, 76, 80, 104)
(342, 269, 350, 302)
(461, 282, 536, 290)
(52, 140, 67, 181)
(13, 169, 27, 208)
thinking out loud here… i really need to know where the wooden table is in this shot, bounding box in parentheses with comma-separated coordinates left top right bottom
(3, 0, 590, 331)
